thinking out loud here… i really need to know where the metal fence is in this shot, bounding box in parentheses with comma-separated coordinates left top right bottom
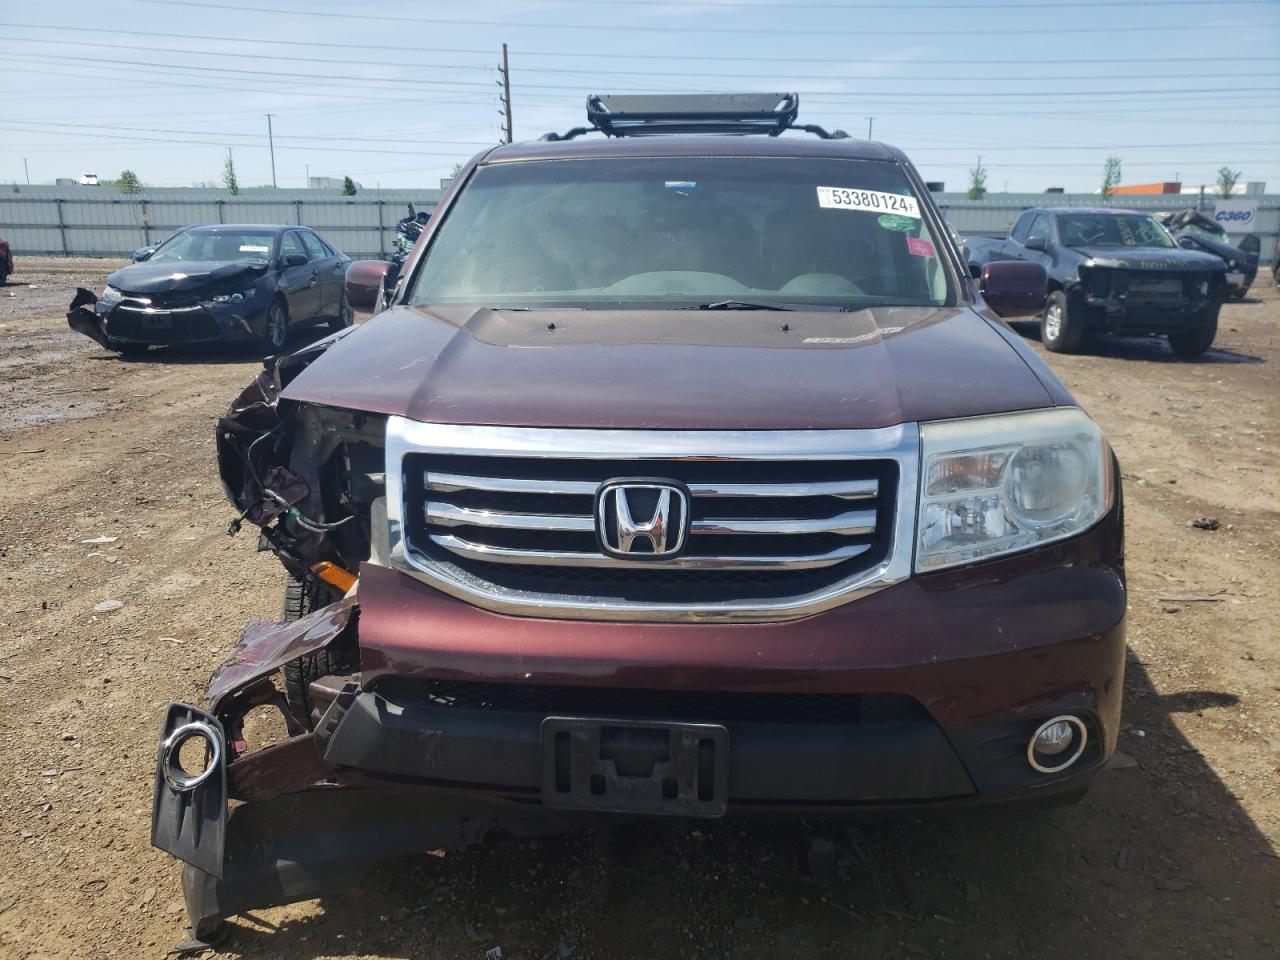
(1, 190, 1276, 265)
(0, 194, 443, 260)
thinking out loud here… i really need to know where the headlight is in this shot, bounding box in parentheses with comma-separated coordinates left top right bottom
(916, 407, 1113, 572)
(207, 288, 256, 304)
(100, 285, 123, 303)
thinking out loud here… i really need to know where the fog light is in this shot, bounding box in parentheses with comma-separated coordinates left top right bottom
(160, 720, 223, 792)
(1026, 715, 1088, 774)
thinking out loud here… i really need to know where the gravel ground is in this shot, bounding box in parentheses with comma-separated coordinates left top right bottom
(0, 257, 1277, 960)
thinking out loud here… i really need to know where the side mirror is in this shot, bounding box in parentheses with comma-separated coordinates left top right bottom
(284, 253, 308, 267)
(980, 261, 1047, 318)
(345, 259, 398, 311)
(131, 246, 155, 262)
(1024, 235, 1047, 252)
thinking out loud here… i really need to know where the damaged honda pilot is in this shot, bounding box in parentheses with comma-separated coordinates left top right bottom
(150, 94, 1126, 946)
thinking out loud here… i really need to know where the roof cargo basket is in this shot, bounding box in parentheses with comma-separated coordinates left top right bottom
(540, 93, 849, 141)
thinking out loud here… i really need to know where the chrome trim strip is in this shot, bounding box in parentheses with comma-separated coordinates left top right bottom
(425, 501, 594, 532)
(424, 472, 879, 501)
(385, 418, 919, 623)
(430, 532, 870, 570)
(691, 510, 875, 537)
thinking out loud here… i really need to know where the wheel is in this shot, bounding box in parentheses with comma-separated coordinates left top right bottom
(259, 300, 288, 353)
(109, 340, 148, 357)
(1041, 289, 1086, 354)
(328, 296, 354, 332)
(1168, 303, 1219, 358)
(0, 268, 8, 287)
(280, 575, 353, 727)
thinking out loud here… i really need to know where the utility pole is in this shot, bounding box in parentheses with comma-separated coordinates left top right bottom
(266, 114, 277, 188)
(866, 117, 874, 141)
(498, 43, 513, 144)
(305, 163, 310, 189)
(23, 158, 30, 184)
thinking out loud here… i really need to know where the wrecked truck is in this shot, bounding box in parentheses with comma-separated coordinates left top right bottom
(150, 93, 1127, 947)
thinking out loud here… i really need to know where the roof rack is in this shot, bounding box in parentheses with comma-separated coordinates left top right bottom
(539, 93, 849, 142)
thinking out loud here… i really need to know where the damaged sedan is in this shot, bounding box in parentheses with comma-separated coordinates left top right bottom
(68, 224, 352, 355)
(149, 94, 1126, 949)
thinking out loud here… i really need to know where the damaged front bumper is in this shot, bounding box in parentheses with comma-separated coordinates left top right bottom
(67, 287, 267, 349)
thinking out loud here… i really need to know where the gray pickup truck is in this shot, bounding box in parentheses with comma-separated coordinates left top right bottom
(966, 207, 1226, 356)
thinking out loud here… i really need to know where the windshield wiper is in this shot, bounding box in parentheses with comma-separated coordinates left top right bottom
(690, 300, 798, 311)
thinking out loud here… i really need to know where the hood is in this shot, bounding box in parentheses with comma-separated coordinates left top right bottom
(107, 260, 268, 294)
(1066, 245, 1224, 271)
(279, 304, 1056, 431)
(1180, 233, 1249, 264)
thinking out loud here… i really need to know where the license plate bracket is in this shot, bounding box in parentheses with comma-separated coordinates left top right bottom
(541, 717, 728, 818)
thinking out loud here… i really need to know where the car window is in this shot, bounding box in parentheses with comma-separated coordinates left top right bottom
(1010, 212, 1035, 242)
(148, 230, 275, 264)
(1058, 214, 1175, 249)
(301, 232, 329, 260)
(1028, 214, 1051, 242)
(281, 232, 308, 260)
(410, 157, 954, 310)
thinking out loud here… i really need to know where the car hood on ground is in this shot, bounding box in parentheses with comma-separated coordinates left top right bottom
(280, 304, 1057, 431)
(107, 260, 269, 294)
(1065, 246, 1224, 271)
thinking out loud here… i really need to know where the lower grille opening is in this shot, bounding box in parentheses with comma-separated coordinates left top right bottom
(375, 678, 925, 728)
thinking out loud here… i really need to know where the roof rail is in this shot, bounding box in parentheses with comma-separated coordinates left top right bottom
(539, 93, 849, 142)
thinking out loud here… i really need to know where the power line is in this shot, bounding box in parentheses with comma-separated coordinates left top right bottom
(7, 23, 1279, 65)
(130, 0, 1259, 36)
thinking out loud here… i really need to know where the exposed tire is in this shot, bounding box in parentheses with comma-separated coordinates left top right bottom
(109, 340, 149, 358)
(0, 268, 8, 287)
(280, 575, 351, 728)
(1041, 289, 1086, 354)
(259, 300, 288, 353)
(1168, 303, 1219, 358)
(328, 296, 354, 332)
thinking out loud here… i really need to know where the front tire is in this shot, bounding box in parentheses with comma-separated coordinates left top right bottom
(281, 575, 352, 728)
(259, 300, 288, 353)
(1041, 289, 1086, 354)
(1168, 304, 1219, 358)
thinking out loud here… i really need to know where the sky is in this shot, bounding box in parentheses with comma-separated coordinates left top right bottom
(1, 0, 1278, 194)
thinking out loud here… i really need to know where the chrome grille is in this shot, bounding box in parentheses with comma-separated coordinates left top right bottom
(385, 420, 919, 622)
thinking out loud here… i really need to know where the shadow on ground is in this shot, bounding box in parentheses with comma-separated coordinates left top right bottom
(1008, 321, 1265, 365)
(216, 659, 1278, 960)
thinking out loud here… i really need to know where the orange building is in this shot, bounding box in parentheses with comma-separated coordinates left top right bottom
(1110, 181, 1182, 195)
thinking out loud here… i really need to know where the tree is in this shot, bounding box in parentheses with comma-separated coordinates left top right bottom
(448, 162, 463, 179)
(967, 157, 987, 201)
(341, 175, 357, 196)
(1215, 166, 1241, 199)
(1101, 156, 1123, 199)
(223, 150, 240, 196)
(117, 169, 142, 194)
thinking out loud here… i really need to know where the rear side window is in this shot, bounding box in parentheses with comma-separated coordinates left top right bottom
(301, 232, 328, 260)
(411, 156, 954, 311)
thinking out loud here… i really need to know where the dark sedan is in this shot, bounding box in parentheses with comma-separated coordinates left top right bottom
(68, 224, 352, 355)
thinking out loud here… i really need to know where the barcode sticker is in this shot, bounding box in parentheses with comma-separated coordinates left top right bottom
(816, 187, 920, 218)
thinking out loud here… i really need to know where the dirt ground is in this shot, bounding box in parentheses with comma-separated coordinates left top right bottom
(0, 257, 1276, 960)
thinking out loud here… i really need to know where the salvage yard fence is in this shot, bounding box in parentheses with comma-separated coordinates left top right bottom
(1, 190, 1277, 266)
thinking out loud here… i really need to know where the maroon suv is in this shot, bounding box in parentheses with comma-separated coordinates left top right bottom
(150, 94, 1124, 944)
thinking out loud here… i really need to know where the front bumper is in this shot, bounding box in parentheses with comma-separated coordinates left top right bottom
(151, 501, 1125, 934)
(98, 299, 264, 345)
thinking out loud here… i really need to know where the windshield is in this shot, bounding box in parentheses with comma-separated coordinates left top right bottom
(1057, 214, 1175, 250)
(410, 157, 952, 310)
(149, 230, 277, 264)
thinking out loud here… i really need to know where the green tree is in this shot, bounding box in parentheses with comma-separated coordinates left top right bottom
(1215, 166, 1241, 199)
(117, 169, 142, 194)
(341, 175, 357, 196)
(1101, 156, 1123, 199)
(967, 157, 987, 200)
(223, 150, 240, 196)
(448, 162, 463, 179)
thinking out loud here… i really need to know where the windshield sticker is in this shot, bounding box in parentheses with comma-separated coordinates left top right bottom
(664, 181, 696, 191)
(816, 187, 919, 217)
(877, 213, 917, 233)
(907, 236, 935, 258)
(239, 244, 270, 253)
